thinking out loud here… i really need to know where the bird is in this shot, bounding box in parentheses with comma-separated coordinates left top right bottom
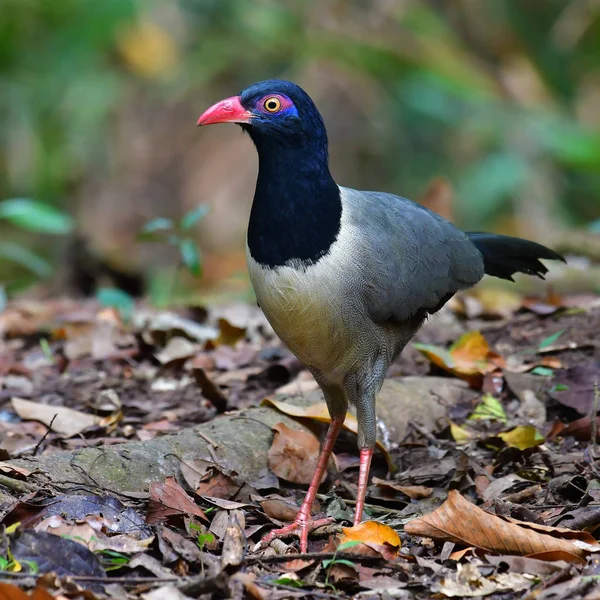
(197, 79, 565, 552)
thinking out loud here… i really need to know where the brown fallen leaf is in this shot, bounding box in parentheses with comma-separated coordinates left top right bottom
(230, 572, 267, 600)
(371, 478, 433, 499)
(180, 458, 241, 499)
(405, 490, 600, 563)
(35, 515, 153, 554)
(215, 318, 246, 347)
(328, 562, 359, 583)
(154, 336, 199, 365)
(485, 554, 570, 576)
(562, 415, 600, 441)
(449, 546, 475, 561)
(0, 582, 54, 599)
(202, 497, 250, 510)
(192, 366, 228, 413)
(11, 397, 112, 437)
(268, 422, 323, 485)
(159, 525, 205, 564)
(196, 470, 241, 499)
(549, 361, 600, 415)
(413, 331, 505, 388)
(147, 477, 208, 524)
(256, 494, 302, 522)
(281, 557, 316, 571)
(0, 463, 34, 479)
(262, 398, 392, 470)
(435, 562, 532, 597)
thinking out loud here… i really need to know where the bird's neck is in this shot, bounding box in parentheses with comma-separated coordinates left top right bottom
(247, 137, 341, 268)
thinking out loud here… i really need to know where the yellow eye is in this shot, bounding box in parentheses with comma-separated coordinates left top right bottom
(263, 96, 282, 113)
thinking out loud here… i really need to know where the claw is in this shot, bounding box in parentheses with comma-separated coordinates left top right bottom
(260, 515, 334, 552)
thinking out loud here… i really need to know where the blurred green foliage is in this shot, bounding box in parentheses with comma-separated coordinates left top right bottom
(137, 204, 208, 304)
(1, 0, 599, 293)
(0, 198, 73, 290)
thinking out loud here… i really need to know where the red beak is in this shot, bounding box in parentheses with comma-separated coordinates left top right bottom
(197, 96, 253, 126)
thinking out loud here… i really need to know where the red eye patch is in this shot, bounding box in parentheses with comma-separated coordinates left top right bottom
(258, 94, 295, 114)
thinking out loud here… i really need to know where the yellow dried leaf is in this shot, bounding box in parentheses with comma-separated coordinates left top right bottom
(341, 521, 400, 549)
(414, 331, 504, 387)
(498, 426, 544, 450)
(450, 421, 472, 444)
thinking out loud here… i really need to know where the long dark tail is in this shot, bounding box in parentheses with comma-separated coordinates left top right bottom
(467, 232, 566, 282)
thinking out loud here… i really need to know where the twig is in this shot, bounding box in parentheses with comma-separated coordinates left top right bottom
(503, 484, 542, 504)
(319, 495, 409, 516)
(338, 480, 357, 500)
(0, 570, 226, 594)
(260, 580, 340, 599)
(247, 551, 366, 564)
(32, 414, 57, 456)
(592, 381, 599, 458)
(0, 572, 179, 583)
(197, 431, 219, 449)
(0, 474, 39, 494)
(408, 420, 439, 445)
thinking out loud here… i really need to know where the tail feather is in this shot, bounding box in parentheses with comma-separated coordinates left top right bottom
(467, 233, 565, 282)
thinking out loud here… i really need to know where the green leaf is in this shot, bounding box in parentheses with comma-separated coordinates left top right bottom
(181, 205, 209, 231)
(0, 198, 74, 234)
(138, 217, 174, 242)
(539, 330, 564, 350)
(337, 540, 362, 552)
(531, 366, 554, 377)
(96, 287, 135, 319)
(196, 532, 215, 550)
(99, 549, 130, 570)
(0, 242, 53, 278)
(323, 558, 356, 569)
(469, 394, 507, 423)
(39, 338, 55, 364)
(550, 383, 569, 392)
(180, 238, 201, 277)
(272, 576, 305, 588)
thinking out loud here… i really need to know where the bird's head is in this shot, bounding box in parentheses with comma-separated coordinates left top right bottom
(197, 79, 327, 151)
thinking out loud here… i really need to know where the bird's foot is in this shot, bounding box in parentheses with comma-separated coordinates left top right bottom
(259, 513, 334, 553)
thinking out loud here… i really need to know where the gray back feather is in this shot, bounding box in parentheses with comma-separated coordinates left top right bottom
(341, 187, 484, 323)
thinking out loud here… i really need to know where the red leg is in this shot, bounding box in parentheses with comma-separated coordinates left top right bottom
(260, 415, 344, 552)
(353, 447, 373, 525)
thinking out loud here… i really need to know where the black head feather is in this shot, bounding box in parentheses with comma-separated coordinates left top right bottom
(240, 80, 341, 268)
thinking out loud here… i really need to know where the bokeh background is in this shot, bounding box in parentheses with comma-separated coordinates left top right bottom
(1, 0, 599, 303)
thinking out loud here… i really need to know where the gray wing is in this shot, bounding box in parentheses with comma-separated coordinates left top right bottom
(341, 187, 485, 323)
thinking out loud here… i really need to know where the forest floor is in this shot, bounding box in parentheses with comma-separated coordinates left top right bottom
(0, 287, 599, 600)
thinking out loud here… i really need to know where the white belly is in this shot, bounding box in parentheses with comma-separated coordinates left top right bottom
(247, 250, 355, 375)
